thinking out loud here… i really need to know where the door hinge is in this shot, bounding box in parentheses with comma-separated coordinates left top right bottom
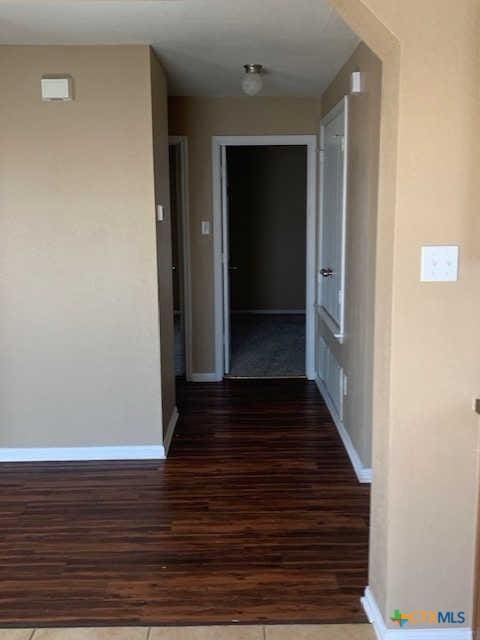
(338, 289, 344, 306)
(340, 136, 345, 153)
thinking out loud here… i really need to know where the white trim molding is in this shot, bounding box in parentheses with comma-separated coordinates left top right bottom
(163, 406, 179, 456)
(212, 134, 318, 382)
(361, 587, 472, 640)
(316, 377, 372, 483)
(317, 305, 345, 344)
(0, 445, 166, 463)
(190, 372, 223, 382)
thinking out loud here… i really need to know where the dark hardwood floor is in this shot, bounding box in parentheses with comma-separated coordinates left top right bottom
(0, 379, 370, 627)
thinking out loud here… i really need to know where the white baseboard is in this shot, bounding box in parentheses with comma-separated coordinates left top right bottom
(361, 587, 472, 640)
(190, 372, 222, 382)
(316, 377, 372, 483)
(164, 406, 179, 456)
(231, 309, 306, 315)
(0, 445, 166, 463)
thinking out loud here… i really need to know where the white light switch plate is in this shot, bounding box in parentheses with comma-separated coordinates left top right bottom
(201, 221, 210, 235)
(420, 245, 459, 282)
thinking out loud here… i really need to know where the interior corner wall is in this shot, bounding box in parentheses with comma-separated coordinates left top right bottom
(150, 49, 176, 436)
(319, 42, 382, 468)
(0, 45, 163, 448)
(167, 96, 322, 374)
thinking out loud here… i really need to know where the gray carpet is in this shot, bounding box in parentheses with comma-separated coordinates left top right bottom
(229, 313, 305, 378)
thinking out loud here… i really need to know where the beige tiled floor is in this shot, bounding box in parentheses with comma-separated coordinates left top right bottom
(0, 626, 375, 640)
(0, 632, 35, 640)
(265, 625, 375, 640)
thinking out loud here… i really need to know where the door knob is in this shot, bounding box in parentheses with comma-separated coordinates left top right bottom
(320, 268, 334, 278)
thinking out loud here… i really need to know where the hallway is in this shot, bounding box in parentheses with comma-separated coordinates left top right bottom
(0, 380, 369, 626)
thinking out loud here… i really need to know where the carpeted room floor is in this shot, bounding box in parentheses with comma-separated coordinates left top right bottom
(229, 313, 305, 377)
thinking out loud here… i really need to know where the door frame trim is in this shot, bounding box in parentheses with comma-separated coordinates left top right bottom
(211, 134, 318, 381)
(169, 136, 193, 381)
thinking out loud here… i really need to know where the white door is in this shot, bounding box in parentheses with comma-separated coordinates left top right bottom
(221, 146, 231, 374)
(318, 97, 348, 340)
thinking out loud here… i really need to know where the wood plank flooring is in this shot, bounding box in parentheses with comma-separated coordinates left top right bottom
(0, 379, 370, 627)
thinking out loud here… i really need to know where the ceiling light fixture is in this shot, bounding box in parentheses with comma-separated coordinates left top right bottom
(242, 64, 264, 96)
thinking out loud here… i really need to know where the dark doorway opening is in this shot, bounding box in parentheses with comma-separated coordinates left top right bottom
(226, 145, 307, 378)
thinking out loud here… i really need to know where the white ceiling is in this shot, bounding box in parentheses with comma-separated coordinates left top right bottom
(0, 1, 360, 96)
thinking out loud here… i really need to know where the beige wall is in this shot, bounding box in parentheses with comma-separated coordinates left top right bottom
(0, 45, 164, 447)
(150, 50, 176, 437)
(168, 97, 322, 373)
(319, 42, 381, 468)
(227, 145, 307, 312)
(330, 0, 480, 627)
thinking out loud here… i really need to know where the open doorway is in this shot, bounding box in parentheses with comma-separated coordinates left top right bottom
(212, 135, 317, 381)
(226, 145, 307, 378)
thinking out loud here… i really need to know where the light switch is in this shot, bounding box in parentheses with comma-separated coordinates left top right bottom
(420, 245, 459, 282)
(201, 221, 210, 235)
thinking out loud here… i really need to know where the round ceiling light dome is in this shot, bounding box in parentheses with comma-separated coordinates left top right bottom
(242, 64, 264, 96)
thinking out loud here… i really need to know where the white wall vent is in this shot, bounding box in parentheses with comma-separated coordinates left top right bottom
(41, 76, 73, 102)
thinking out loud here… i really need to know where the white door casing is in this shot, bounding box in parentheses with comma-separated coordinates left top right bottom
(212, 135, 318, 381)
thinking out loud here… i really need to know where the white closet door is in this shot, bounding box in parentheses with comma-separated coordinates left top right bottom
(318, 97, 348, 340)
